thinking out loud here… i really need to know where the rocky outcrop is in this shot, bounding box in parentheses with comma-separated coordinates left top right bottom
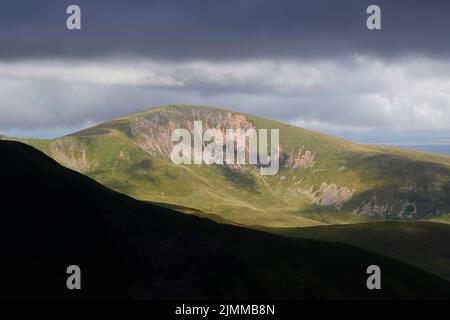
(127, 107, 319, 176)
(282, 147, 316, 169)
(128, 109, 256, 159)
(129, 114, 178, 157)
(356, 198, 390, 217)
(356, 198, 418, 219)
(318, 183, 353, 207)
(296, 182, 354, 209)
(50, 140, 96, 172)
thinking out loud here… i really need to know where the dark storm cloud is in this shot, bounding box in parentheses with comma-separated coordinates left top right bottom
(1, 0, 450, 61)
(1, 0, 450, 137)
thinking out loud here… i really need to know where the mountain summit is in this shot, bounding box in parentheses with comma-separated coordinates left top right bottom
(12, 105, 450, 227)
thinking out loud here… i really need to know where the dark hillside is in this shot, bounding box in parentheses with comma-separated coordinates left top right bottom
(0, 141, 449, 299)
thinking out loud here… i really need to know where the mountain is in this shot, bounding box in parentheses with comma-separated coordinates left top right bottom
(1, 140, 450, 299)
(11, 105, 450, 228)
(272, 221, 450, 281)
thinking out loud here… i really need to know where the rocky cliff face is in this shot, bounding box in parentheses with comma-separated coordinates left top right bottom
(126, 106, 317, 171)
(128, 107, 255, 158)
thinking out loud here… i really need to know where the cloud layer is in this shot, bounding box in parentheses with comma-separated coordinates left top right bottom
(1, 56, 450, 135)
(0, 1, 449, 138)
(2, 0, 450, 60)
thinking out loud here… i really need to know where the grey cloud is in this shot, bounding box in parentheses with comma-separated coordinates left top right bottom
(1, 1, 450, 139)
(2, 56, 450, 134)
(1, 0, 450, 61)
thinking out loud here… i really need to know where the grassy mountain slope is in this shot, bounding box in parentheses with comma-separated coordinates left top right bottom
(1, 140, 450, 299)
(12, 105, 450, 227)
(273, 222, 450, 280)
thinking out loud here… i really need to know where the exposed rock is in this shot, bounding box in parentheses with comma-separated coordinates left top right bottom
(296, 182, 354, 209)
(129, 109, 255, 159)
(118, 150, 127, 160)
(50, 140, 96, 172)
(356, 197, 417, 219)
(129, 114, 177, 157)
(356, 198, 390, 217)
(282, 147, 316, 169)
(317, 183, 354, 208)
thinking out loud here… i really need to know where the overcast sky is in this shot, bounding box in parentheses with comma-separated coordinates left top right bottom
(1, 0, 450, 141)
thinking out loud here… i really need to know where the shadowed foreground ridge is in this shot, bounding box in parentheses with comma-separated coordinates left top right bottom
(274, 222, 450, 281)
(0, 140, 449, 299)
